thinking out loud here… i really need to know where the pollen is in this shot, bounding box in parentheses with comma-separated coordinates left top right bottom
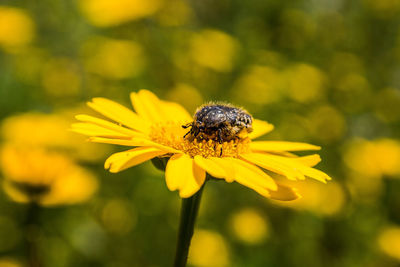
(149, 122, 251, 158)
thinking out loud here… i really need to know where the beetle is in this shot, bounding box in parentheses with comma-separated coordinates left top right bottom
(183, 103, 253, 143)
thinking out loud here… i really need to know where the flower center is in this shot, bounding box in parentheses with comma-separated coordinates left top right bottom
(149, 122, 251, 158)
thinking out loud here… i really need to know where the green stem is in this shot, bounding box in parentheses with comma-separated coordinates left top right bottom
(173, 185, 205, 267)
(25, 202, 41, 267)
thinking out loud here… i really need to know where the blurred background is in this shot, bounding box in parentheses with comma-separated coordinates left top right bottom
(0, 0, 400, 266)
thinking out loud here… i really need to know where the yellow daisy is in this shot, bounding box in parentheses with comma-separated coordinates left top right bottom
(72, 90, 330, 200)
(0, 145, 98, 206)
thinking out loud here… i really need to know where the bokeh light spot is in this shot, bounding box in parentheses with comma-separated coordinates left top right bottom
(284, 63, 325, 103)
(233, 65, 283, 104)
(229, 208, 269, 245)
(82, 37, 146, 79)
(189, 29, 238, 72)
(0, 6, 34, 52)
(378, 226, 400, 260)
(188, 229, 230, 267)
(78, 0, 163, 27)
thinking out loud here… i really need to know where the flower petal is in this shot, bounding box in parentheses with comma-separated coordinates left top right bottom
(88, 97, 150, 133)
(130, 90, 164, 123)
(249, 119, 274, 139)
(104, 147, 167, 173)
(161, 101, 193, 122)
(269, 184, 301, 201)
(259, 154, 331, 183)
(75, 114, 143, 137)
(241, 153, 305, 180)
(88, 137, 182, 153)
(250, 141, 321, 152)
(223, 157, 278, 191)
(71, 123, 131, 138)
(131, 90, 193, 123)
(165, 154, 206, 198)
(193, 156, 229, 180)
(294, 154, 321, 167)
(232, 175, 272, 198)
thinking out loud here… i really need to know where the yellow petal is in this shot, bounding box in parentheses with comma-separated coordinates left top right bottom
(75, 114, 143, 137)
(206, 157, 236, 182)
(71, 122, 130, 138)
(249, 119, 274, 139)
(269, 184, 301, 201)
(104, 147, 166, 173)
(130, 90, 164, 123)
(232, 175, 272, 198)
(193, 156, 229, 180)
(261, 154, 331, 183)
(250, 141, 321, 152)
(89, 137, 182, 153)
(165, 154, 186, 191)
(294, 154, 321, 167)
(88, 97, 150, 133)
(224, 157, 277, 191)
(165, 154, 206, 198)
(130, 90, 193, 123)
(161, 101, 193, 122)
(241, 153, 305, 181)
(300, 165, 331, 183)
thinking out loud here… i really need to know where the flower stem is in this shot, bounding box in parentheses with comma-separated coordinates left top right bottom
(25, 202, 41, 267)
(173, 185, 205, 267)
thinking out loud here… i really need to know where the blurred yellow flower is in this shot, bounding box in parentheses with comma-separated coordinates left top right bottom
(284, 63, 325, 103)
(233, 65, 284, 104)
(72, 90, 330, 199)
(274, 180, 345, 216)
(188, 229, 230, 267)
(0, 145, 98, 206)
(189, 29, 239, 72)
(78, 0, 163, 27)
(378, 226, 400, 260)
(344, 138, 400, 178)
(82, 37, 146, 79)
(1, 111, 109, 162)
(0, 6, 34, 52)
(229, 208, 269, 244)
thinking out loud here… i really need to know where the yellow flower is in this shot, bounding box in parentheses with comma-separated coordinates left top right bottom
(0, 6, 35, 52)
(72, 90, 330, 199)
(1, 111, 110, 163)
(0, 145, 98, 206)
(78, 0, 163, 27)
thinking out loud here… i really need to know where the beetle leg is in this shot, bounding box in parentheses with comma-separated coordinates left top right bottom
(183, 130, 191, 139)
(182, 122, 193, 129)
(217, 128, 223, 144)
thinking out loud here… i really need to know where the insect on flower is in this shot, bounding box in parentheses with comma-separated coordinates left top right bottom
(183, 103, 253, 143)
(71, 90, 331, 199)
